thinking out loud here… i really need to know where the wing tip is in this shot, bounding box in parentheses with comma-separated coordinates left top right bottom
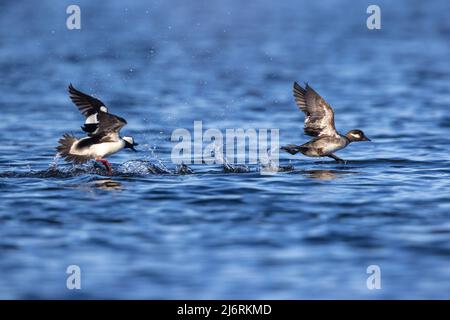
(293, 81, 306, 95)
(68, 83, 78, 96)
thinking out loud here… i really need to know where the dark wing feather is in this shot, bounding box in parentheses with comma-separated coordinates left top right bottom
(81, 123, 98, 134)
(293, 82, 338, 137)
(95, 112, 127, 136)
(68, 84, 107, 116)
(67, 84, 127, 137)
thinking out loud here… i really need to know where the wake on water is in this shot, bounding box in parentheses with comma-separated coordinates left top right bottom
(0, 156, 296, 179)
(2, 156, 443, 179)
(1, 147, 432, 179)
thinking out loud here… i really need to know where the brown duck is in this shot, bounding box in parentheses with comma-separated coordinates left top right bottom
(281, 82, 370, 163)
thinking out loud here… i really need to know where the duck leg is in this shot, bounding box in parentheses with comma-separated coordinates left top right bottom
(96, 158, 112, 173)
(281, 145, 302, 155)
(328, 154, 347, 164)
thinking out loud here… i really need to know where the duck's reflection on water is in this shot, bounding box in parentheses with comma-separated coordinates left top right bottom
(92, 179, 122, 190)
(303, 169, 358, 180)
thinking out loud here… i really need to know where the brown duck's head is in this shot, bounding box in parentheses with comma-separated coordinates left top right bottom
(345, 130, 371, 142)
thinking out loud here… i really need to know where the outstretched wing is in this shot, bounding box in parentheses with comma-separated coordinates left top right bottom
(95, 112, 127, 136)
(67, 84, 127, 136)
(68, 83, 108, 116)
(293, 82, 338, 137)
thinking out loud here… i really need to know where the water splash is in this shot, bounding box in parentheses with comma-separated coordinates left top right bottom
(48, 153, 61, 170)
(211, 143, 251, 173)
(119, 159, 172, 175)
(176, 163, 194, 175)
(258, 147, 279, 174)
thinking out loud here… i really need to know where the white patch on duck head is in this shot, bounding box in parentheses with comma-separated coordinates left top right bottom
(100, 106, 108, 112)
(123, 136, 134, 144)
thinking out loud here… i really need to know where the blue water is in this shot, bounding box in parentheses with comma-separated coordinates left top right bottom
(1, 0, 450, 299)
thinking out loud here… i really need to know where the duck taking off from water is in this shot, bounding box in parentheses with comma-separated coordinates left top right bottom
(281, 82, 370, 163)
(56, 84, 138, 173)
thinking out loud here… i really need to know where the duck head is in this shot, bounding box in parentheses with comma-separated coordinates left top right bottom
(123, 136, 139, 151)
(345, 130, 371, 142)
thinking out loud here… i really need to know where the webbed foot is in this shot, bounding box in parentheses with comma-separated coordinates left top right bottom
(328, 154, 347, 164)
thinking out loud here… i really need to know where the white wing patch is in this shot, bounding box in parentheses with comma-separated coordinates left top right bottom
(85, 113, 98, 124)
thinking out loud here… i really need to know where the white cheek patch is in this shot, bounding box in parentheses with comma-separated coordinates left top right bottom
(123, 137, 133, 144)
(351, 133, 360, 139)
(100, 106, 108, 112)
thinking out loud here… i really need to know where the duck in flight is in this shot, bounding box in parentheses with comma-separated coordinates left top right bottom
(281, 82, 370, 163)
(56, 84, 138, 173)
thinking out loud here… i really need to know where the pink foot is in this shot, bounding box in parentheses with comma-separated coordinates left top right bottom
(96, 159, 112, 173)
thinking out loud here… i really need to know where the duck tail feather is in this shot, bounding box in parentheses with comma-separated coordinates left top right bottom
(56, 133, 77, 158)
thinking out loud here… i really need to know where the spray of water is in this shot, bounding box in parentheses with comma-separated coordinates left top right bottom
(213, 142, 250, 173)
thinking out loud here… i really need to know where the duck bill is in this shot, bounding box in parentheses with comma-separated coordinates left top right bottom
(362, 136, 371, 141)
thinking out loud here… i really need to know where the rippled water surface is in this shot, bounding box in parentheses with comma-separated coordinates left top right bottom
(1, 0, 450, 298)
